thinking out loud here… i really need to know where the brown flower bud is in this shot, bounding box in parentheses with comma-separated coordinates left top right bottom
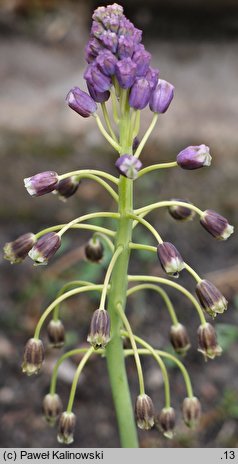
(157, 407, 176, 439)
(4, 232, 36, 264)
(42, 393, 63, 426)
(168, 199, 195, 222)
(22, 338, 44, 376)
(85, 238, 104, 263)
(169, 323, 191, 355)
(135, 394, 155, 430)
(157, 242, 185, 277)
(87, 309, 110, 349)
(182, 396, 201, 428)
(196, 279, 228, 318)
(197, 323, 222, 360)
(57, 411, 76, 444)
(47, 319, 65, 348)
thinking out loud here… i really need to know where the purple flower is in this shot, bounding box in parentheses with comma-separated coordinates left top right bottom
(24, 171, 59, 197)
(87, 82, 110, 103)
(135, 394, 155, 430)
(157, 242, 185, 277)
(200, 209, 234, 240)
(149, 79, 174, 113)
(115, 154, 142, 179)
(118, 36, 135, 59)
(54, 176, 80, 201)
(129, 78, 152, 110)
(87, 309, 111, 349)
(133, 47, 151, 77)
(85, 38, 103, 63)
(28, 232, 61, 265)
(196, 279, 228, 317)
(177, 144, 212, 170)
(145, 67, 159, 91)
(96, 50, 117, 76)
(66, 87, 97, 117)
(100, 30, 118, 53)
(115, 58, 137, 89)
(84, 64, 112, 93)
(168, 198, 195, 221)
(197, 323, 222, 360)
(4, 232, 36, 264)
(90, 21, 105, 39)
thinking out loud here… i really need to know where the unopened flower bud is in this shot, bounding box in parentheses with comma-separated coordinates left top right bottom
(200, 209, 234, 240)
(182, 396, 201, 428)
(197, 323, 222, 360)
(66, 87, 97, 117)
(22, 338, 44, 376)
(168, 199, 195, 222)
(87, 82, 110, 103)
(47, 320, 65, 348)
(85, 238, 104, 263)
(96, 50, 117, 76)
(157, 242, 185, 277)
(42, 393, 63, 426)
(177, 144, 211, 170)
(4, 232, 36, 264)
(54, 176, 80, 201)
(85, 64, 112, 93)
(115, 57, 137, 89)
(115, 154, 142, 180)
(133, 48, 151, 77)
(149, 79, 174, 113)
(28, 232, 61, 265)
(57, 411, 76, 444)
(157, 407, 176, 439)
(170, 323, 191, 355)
(196, 279, 228, 318)
(135, 394, 155, 430)
(129, 78, 152, 110)
(24, 171, 59, 197)
(87, 309, 110, 349)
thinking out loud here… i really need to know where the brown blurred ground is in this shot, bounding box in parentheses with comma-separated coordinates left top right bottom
(0, 0, 238, 448)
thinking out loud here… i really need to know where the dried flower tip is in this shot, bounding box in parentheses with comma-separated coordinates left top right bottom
(47, 320, 65, 348)
(3, 233, 36, 264)
(57, 412, 76, 445)
(66, 87, 97, 117)
(135, 394, 155, 430)
(42, 393, 63, 427)
(196, 279, 228, 318)
(24, 171, 59, 197)
(197, 323, 222, 360)
(157, 407, 176, 439)
(157, 242, 185, 277)
(54, 176, 80, 201)
(170, 323, 191, 356)
(22, 338, 44, 376)
(182, 396, 201, 429)
(28, 232, 61, 265)
(177, 144, 211, 170)
(115, 154, 142, 180)
(149, 79, 174, 114)
(85, 238, 104, 263)
(87, 309, 110, 349)
(168, 199, 195, 222)
(200, 209, 234, 240)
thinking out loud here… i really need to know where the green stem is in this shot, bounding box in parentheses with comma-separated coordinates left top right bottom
(75, 174, 118, 202)
(101, 102, 118, 142)
(127, 283, 178, 325)
(128, 275, 207, 325)
(93, 232, 115, 253)
(184, 263, 202, 283)
(99, 245, 123, 310)
(135, 200, 203, 217)
(95, 114, 121, 152)
(134, 113, 158, 159)
(53, 280, 96, 321)
(36, 223, 115, 240)
(67, 347, 95, 413)
(57, 212, 119, 238)
(137, 161, 178, 178)
(127, 213, 163, 243)
(117, 303, 145, 395)
(59, 169, 118, 185)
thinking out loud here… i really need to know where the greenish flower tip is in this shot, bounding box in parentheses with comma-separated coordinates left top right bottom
(57, 412, 76, 445)
(135, 394, 155, 430)
(28, 232, 61, 266)
(200, 209, 234, 240)
(169, 323, 191, 356)
(156, 407, 176, 439)
(84, 238, 104, 263)
(42, 393, 63, 427)
(3, 232, 36, 264)
(197, 323, 222, 360)
(87, 309, 111, 350)
(47, 319, 65, 349)
(196, 279, 228, 318)
(22, 338, 44, 376)
(157, 242, 185, 278)
(182, 396, 201, 429)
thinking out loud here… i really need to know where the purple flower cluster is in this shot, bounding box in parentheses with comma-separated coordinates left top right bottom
(83, 3, 174, 113)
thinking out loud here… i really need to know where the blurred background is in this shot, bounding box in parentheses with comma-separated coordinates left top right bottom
(1, 0, 238, 448)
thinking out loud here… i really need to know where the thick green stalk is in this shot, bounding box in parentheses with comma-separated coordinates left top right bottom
(105, 176, 139, 447)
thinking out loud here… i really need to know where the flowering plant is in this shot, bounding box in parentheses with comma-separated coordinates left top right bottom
(4, 3, 234, 447)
